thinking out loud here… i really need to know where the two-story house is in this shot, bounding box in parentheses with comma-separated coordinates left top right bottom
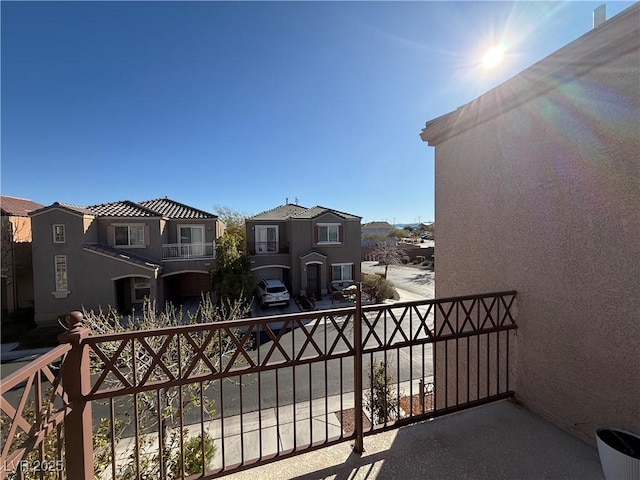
(1, 195, 44, 314)
(246, 204, 362, 299)
(30, 198, 223, 325)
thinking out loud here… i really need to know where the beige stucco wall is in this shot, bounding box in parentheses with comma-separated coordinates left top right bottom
(432, 49, 639, 443)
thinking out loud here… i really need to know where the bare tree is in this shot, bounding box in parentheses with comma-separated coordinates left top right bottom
(213, 205, 249, 249)
(83, 295, 251, 478)
(371, 241, 405, 278)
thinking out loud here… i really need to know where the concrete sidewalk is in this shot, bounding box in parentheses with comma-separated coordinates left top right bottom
(108, 377, 431, 477)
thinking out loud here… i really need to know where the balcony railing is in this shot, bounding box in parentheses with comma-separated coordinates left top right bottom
(247, 241, 290, 255)
(162, 242, 215, 260)
(0, 290, 516, 479)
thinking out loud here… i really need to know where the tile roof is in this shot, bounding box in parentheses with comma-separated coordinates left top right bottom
(55, 203, 94, 214)
(88, 201, 161, 217)
(0, 195, 44, 217)
(250, 204, 361, 221)
(292, 206, 361, 220)
(363, 221, 393, 229)
(29, 202, 94, 217)
(29, 198, 216, 219)
(139, 198, 217, 219)
(83, 244, 161, 270)
(249, 204, 309, 221)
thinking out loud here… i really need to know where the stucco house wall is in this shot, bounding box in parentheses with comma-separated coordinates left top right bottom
(422, 5, 639, 444)
(32, 208, 101, 322)
(94, 217, 162, 259)
(163, 218, 221, 245)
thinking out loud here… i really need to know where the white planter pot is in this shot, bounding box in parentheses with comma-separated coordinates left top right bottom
(596, 428, 640, 480)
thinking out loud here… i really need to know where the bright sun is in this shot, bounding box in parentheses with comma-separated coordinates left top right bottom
(481, 43, 506, 69)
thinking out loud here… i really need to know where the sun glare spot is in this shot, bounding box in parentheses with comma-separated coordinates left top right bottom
(481, 42, 507, 69)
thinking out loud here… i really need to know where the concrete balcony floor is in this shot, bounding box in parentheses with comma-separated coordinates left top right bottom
(224, 400, 603, 480)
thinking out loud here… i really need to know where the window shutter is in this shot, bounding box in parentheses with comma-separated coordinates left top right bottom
(329, 265, 333, 282)
(351, 264, 355, 281)
(108, 226, 115, 246)
(339, 224, 344, 243)
(314, 224, 318, 244)
(144, 225, 150, 246)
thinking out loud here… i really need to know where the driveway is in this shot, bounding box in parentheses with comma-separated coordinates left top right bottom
(361, 261, 435, 302)
(250, 298, 300, 318)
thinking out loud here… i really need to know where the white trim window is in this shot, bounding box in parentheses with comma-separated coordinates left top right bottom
(132, 277, 150, 302)
(53, 224, 65, 243)
(115, 225, 145, 246)
(332, 263, 353, 282)
(318, 223, 340, 244)
(54, 255, 68, 292)
(179, 225, 204, 244)
(179, 225, 205, 257)
(255, 225, 278, 253)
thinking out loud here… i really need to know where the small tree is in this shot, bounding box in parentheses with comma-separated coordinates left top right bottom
(211, 232, 254, 306)
(371, 241, 405, 278)
(364, 361, 398, 424)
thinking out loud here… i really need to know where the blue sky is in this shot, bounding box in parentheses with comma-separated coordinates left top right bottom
(1, 1, 634, 224)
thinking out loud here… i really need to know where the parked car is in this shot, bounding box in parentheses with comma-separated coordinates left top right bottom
(256, 279, 290, 307)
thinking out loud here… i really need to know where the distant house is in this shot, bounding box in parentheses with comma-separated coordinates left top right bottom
(420, 4, 639, 442)
(1, 195, 44, 314)
(246, 204, 362, 298)
(361, 221, 396, 247)
(30, 198, 224, 325)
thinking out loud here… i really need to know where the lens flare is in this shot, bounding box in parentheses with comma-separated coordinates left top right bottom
(482, 42, 507, 69)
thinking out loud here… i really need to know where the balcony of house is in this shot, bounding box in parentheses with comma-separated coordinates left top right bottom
(247, 240, 290, 255)
(161, 242, 215, 260)
(0, 290, 606, 480)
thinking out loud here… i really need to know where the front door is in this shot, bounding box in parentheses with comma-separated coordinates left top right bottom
(306, 264, 321, 299)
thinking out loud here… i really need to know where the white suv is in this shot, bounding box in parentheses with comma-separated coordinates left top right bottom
(256, 279, 290, 307)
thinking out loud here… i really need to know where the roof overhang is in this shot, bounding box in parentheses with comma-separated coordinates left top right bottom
(420, 3, 640, 146)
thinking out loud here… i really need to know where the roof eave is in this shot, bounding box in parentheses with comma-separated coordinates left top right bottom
(420, 3, 640, 146)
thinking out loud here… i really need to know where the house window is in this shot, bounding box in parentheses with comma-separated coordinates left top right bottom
(115, 225, 145, 246)
(54, 255, 68, 292)
(318, 224, 340, 243)
(53, 224, 65, 243)
(255, 225, 278, 253)
(179, 226, 204, 244)
(132, 277, 150, 302)
(332, 263, 353, 282)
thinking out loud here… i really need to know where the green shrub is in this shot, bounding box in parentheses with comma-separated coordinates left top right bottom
(170, 432, 215, 477)
(365, 361, 398, 424)
(362, 274, 397, 303)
